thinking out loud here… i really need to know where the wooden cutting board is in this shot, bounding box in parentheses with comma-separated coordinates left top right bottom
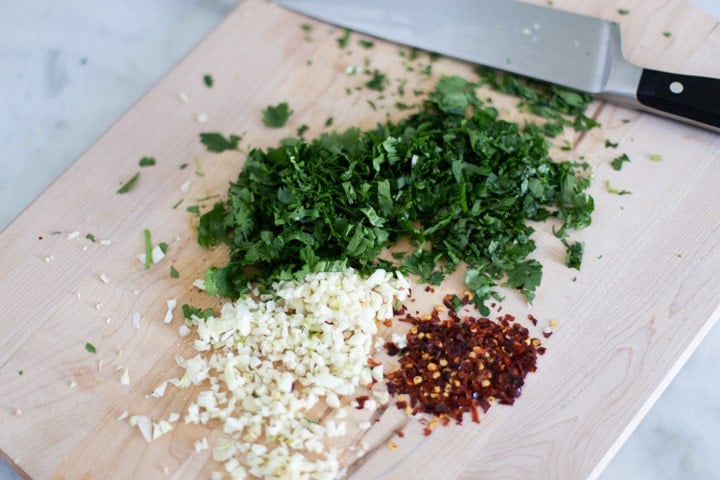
(2, 0, 720, 478)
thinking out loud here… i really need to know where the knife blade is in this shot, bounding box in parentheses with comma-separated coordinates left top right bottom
(275, 0, 720, 132)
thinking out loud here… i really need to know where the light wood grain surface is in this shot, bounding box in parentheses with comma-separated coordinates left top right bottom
(1, 0, 720, 478)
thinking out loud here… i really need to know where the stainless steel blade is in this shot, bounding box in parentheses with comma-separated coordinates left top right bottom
(275, 0, 627, 93)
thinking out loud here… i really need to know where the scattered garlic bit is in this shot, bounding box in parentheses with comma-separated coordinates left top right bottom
(192, 279, 206, 291)
(99, 274, 110, 284)
(129, 415, 153, 442)
(69, 381, 77, 389)
(105, 317, 113, 325)
(153, 420, 174, 440)
(117, 410, 129, 421)
(120, 368, 130, 385)
(194, 437, 209, 453)
(150, 381, 168, 399)
(151, 244, 166, 264)
(14, 408, 23, 417)
(160, 268, 409, 479)
(178, 91, 189, 104)
(98, 359, 104, 372)
(132, 312, 141, 329)
(95, 303, 103, 310)
(167, 412, 180, 423)
(66, 231, 81, 240)
(180, 180, 191, 194)
(391, 332, 408, 349)
(164, 299, 177, 324)
(196, 113, 209, 124)
(44, 255, 55, 263)
(99, 239, 112, 246)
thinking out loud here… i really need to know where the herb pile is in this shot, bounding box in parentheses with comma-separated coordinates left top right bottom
(198, 74, 594, 313)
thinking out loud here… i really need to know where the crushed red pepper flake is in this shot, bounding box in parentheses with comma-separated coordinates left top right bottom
(385, 305, 543, 431)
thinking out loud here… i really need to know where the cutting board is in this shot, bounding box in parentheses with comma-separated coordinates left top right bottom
(2, 0, 720, 478)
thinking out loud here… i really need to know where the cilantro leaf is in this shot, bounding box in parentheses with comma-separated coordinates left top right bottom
(562, 239, 585, 270)
(200, 132, 243, 153)
(203, 74, 213, 88)
(117, 172, 140, 194)
(611, 153, 630, 170)
(139, 156, 156, 167)
(85, 342, 97, 354)
(262, 102, 293, 128)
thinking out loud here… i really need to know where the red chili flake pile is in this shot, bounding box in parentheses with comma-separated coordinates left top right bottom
(384, 303, 544, 433)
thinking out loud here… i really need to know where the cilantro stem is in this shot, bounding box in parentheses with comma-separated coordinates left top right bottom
(144, 228, 152, 270)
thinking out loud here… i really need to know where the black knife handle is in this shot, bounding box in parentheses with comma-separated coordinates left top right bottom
(637, 68, 720, 129)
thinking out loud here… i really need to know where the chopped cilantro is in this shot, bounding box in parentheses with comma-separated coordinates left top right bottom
(358, 39, 374, 49)
(180, 163, 188, 169)
(301, 23, 312, 32)
(611, 153, 631, 170)
(297, 124, 309, 137)
(170, 265, 179, 278)
(182, 304, 214, 320)
(86, 233, 96, 242)
(85, 342, 97, 354)
(196, 74, 595, 310)
(606, 180, 632, 195)
(200, 132, 243, 153)
(663, 32, 672, 38)
(203, 74, 213, 88)
(186, 205, 200, 215)
(618, 8, 629, 15)
(650, 153, 663, 161)
(325, 117, 334, 127)
(337, 28, 351, 48)
(605, 139, 619, 148)
(365, 69, 388, 91)
(262, 102, 293, 128)
(159, 242, 169, 254)
(562, 239, 585, 270)
(117, 172, 140, 194)
(139, 156, 156, 167)
(172, 199, 184, 209)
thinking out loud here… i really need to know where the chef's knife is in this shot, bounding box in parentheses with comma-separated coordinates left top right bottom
(275, 0, 720, 132)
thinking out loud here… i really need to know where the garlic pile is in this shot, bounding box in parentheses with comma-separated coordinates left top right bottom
(167, 268, 410, 479)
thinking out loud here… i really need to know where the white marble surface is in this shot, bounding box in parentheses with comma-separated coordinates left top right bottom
(1, 1, 719, 479)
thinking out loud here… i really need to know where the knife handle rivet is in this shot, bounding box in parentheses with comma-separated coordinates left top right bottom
(669, 81, 684, 94)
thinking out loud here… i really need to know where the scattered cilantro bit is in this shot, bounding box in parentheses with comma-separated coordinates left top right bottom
(663, 32, 672, 38)
(194, 157, 205, 177)
(611, 153, 631, 170)
(186, 205, 200, 215)
(618, 8, 629, 15)
(180, 163, 188, 169)
(297, 124, 309, 137)
(650, 153, 663, 161)
(85, 342, 97, 354)
(18, 370, 23, 376)
(301, 23, 312, 32)
(325, 117, 334, 127)
(200, 132, 243, 153)
(203, 74, 213, 88)
(196, 74, 595, 311)
(605, 139, 619, 148)
(337, 28, 351, 48)
(143, 228, 152, 270)
(159, 242, 169, 254)
(262, 102, 293, 128)
(365, 69, 388, 91)
(172, 199, 184, 209)
(358, 39, 374, 49)
(86, 233, 96, 242)
(562, 239, 585, 270)
(182, 304, 214, 320)
(606, 180, 632, 195)
(170, 265, 179, 278)
(117, 172, 140, 194)
(139, 156, 156, 167)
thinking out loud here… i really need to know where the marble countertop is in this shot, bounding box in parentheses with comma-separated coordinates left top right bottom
(1, 1, 719, 479)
